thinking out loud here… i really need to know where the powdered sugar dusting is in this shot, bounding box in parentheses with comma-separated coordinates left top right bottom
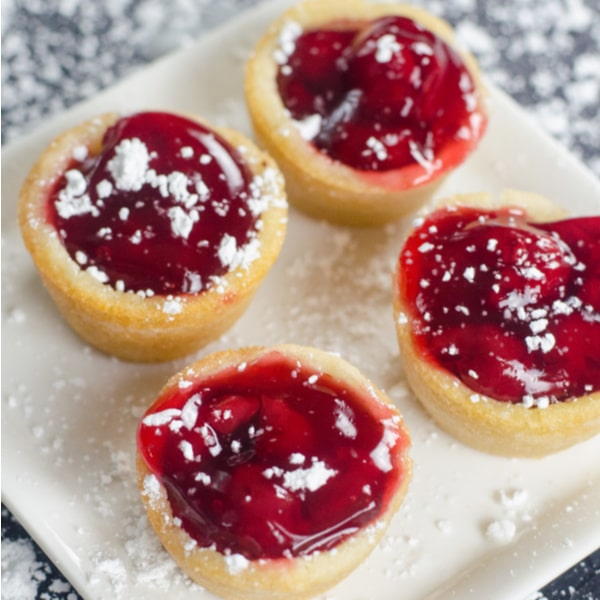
(178, 440, 195, 461)
(370, 418, 400, 472)
(375, 34, 402, 63)
(162, 297, 183, 315)
(181, 393, 201, 430)
(498, 488, 529, 509)
(2, 538, 43, 600)
(263, 457, 337, 494)
(1, 534, 77, 600)
(217, 233, 261, 271)
(166, 206, 196, 239)
(54, 170, 97, 219)
(142, 408, 181, 427)
(224, 553, 249, 575)
(485, 519, 516, 544)
(107, 138, 151, 191)
(283, 459, 337, 492)
(334, 399, 357, 439)
(273, 20, 302, 65)
(292, 113, 322, 141)
(141, 474, 162, 509)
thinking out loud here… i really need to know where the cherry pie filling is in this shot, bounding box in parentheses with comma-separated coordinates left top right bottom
(399, 207, 600, 406)
(138, 353, 407, 561)
(48, 112, 261, 296)
(276, 16, 486, 180)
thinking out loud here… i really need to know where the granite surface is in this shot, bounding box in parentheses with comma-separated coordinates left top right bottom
(2, 0, 599, 598)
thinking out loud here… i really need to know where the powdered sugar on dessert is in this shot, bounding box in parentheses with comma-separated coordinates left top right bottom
(167, 205, 196, 239)
(370, 418, 401, 472)
(217, 233, 261, 271)
(334, 399, 357, 439)
(263, 457, 338, 493)
(375, 34, 402, 63)
(142, 408, 182, 427)
(107, 137, 151, 191)
(54, 170, 97, 219)
(224, 553, 249, 575)
(181, 393, 201, 429)
(69, 136, 207, 243)
(289, 452, 305, 465)
(141, 474, 162, 509)
(162, 296, 183, 316)
(283, 459, 337, 492)
(292, 113, 322, 141)
(273, 20, 302, 65)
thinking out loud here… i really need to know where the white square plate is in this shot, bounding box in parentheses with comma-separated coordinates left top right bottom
(2, 1, 600, 599)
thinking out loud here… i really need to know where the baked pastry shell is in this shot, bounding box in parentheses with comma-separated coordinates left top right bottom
(19, 113, 288, 362)
(137, 344, 412, 600)
(393, 189, 600, 457)
(245, 0, 487, 227)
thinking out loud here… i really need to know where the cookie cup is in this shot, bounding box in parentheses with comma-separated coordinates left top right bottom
(19, 113, 287, 362)
(393, 190, 600, 457)
(245, 0, 487, 226)
(137, 344, 412, 599)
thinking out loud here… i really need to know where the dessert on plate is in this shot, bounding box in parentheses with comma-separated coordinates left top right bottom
(245, 0, 487, 226)
(19, 111, 287, 362)
(394, 190, 600, 457)
(137, 344, 411, 599)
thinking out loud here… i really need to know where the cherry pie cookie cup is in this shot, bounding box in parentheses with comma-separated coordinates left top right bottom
(245, 0, 487, 226)
(19, 112, 287, 362)
(394, 190, 600, 457)
(137, 344, 411, 600)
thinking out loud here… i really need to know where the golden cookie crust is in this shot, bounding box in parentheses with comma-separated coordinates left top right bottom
(245, 0, 487, 226)
(19, 113, 288, 362)
(393, 190, 600, 457)
(137, 344, 412, 600)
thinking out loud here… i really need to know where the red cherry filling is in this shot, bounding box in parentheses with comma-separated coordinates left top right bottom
(399, 208, 600, 405)
(276, 16, 485, 178)
(281, 29, 355, 113)
(48, 112, 261, 296)
(137, 352, 407, 561)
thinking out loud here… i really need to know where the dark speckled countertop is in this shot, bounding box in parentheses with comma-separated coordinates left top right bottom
(2, 0, 599, 598)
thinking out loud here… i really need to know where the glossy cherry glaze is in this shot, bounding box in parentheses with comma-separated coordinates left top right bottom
(399, 207, 600, 405)
(276, 16, 485, 174)
(49, 112, 257, 295)
(138, 353, 407, 560)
